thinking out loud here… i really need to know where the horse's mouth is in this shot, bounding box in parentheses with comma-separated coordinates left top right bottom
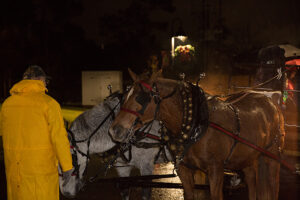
(61, 191, 76, 199)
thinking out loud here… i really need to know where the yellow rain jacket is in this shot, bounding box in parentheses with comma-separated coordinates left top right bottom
(0, 80, 73, 200)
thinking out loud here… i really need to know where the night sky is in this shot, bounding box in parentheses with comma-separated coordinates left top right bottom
(0, 0, 300, 104)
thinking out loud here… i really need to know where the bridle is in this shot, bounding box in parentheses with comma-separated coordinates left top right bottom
(61, 95, 122, 181)
(120, 80, 211, 169)
(120, 80, 177, 126)
(121, 81, 158, 117)
(117, 80, 178, 168)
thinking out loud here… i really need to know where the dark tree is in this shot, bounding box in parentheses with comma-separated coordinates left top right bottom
(98, 0, 174, 74)
(0, 0, 103, 104)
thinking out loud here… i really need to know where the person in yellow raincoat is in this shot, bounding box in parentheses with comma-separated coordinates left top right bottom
(0, 65, 73, 200)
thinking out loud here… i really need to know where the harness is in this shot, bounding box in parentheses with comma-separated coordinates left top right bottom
(121, 81, 176, 121)
(223, 103, 240, 165)
(67, 99, 121, 179)
(207, 93, 298, 174)
(66, 93, 172, 183)
(120, 79, 300, 175)
(120, 80, 209, 168)
(87, 121, 171, 183)
(170, 82, 209, 166)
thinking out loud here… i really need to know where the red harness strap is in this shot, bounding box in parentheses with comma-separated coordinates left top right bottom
(120, 107, 140, 117)
(146, 134, 161, 141)
(137, 132, 161, 141)
(209, 122, 297, 173)
(139, 81, 153, 91)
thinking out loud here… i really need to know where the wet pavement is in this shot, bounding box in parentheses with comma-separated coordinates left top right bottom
(1, 155, 299, 200)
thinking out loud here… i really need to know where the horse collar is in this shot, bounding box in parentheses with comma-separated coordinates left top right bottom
(165, 82, 209, 167)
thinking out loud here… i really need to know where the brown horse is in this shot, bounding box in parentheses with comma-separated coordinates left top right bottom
(109, 69, 285, 200)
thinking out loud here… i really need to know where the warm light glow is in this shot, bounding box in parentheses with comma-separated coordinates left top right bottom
(171, 35, 188, 59)
(171, 36, 188, 58)
(176, 35, 187, 42)
(171, 37, 175, 58)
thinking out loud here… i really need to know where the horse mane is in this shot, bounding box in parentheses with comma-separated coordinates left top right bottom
(69, 97, 120, 140)
(156, 77, 180, 89)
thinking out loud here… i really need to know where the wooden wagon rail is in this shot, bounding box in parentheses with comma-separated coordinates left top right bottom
(94, 173, 244, 190)
(95, 175, 234, 190)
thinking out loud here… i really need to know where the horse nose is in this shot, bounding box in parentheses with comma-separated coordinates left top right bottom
(109, 125, 125, 142)
(112, 125, 123, 136)
(62, 191, 76, 199)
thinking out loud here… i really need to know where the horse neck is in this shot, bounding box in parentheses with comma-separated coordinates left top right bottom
(88, 110, 119, 154)
(90, 126, 116, 154)
(156, 79, 183, 134)
(71, 100, 120, 155)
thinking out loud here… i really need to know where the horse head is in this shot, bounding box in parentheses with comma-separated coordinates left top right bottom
(109, 69, 182, 143)
(59, 146, 86, 198)
(60, 93, 123, 198)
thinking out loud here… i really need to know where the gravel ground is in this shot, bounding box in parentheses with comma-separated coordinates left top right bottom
(151, 163, 184, 200)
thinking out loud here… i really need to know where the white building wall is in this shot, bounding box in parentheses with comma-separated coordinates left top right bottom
(82, 71, 123, 105)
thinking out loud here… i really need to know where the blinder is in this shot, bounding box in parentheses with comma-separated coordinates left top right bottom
(121, 80, 176, 124)
(135, 83, 160, 114)
(135, 86, 151, 114)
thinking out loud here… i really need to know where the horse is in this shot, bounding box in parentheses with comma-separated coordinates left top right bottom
(109, 69, 285, 200)
(59, 93, 171, 200)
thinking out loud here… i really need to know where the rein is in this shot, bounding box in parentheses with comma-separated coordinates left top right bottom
(215, 67, 291, 101)
(67, 99, 121, 179)
(88, 120, 170, 182)
(120, 80, 209, 169)
(209, 122, 299, 174)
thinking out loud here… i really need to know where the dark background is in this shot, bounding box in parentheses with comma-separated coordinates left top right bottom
(1, 0, 300, 104)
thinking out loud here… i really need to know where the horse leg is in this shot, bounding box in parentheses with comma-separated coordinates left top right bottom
(207, 164, 224, 200)
(242, 164, 257, 200)
(194, 170, 209, 199)
(177, 164, 195, 200)
(257, 156, 280, 200)
(116, 166, 133, 200)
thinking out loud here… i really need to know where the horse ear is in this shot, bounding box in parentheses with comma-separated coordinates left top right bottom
(151, 69, 163, 80)
(128, 68, 138, 81)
